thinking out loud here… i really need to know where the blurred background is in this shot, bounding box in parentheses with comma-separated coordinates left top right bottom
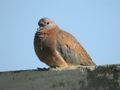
(0, 0, 120, 71)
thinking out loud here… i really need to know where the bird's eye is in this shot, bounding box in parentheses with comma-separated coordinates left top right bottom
(47, 22, 49, 24)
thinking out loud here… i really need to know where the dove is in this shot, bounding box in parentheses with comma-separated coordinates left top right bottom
(34, 18, 95, 68)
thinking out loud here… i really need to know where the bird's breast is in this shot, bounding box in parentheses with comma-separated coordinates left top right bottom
(35, 29, 57, 54)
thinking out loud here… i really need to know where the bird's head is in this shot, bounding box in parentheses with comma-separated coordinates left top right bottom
(37, 17, 57, 31)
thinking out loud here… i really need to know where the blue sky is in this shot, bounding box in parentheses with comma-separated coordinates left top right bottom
(0, 0, 120, 71)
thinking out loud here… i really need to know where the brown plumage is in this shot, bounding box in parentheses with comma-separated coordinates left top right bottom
(34, 17, 95, 68)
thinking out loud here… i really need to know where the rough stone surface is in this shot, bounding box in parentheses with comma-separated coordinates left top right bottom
(0, 64, 120, 90)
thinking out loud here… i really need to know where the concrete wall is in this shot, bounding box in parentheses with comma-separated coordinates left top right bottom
(0, 64, 120, 90)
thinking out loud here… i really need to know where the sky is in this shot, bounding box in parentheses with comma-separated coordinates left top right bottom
(0, 0, 120, 71)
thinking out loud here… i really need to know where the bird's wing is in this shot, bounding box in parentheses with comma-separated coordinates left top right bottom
(56, 29, 95, 66)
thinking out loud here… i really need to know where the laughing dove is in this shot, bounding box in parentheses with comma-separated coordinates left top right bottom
(34, 18, 95, 68)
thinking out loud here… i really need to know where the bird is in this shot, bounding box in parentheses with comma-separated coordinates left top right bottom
(34, 17, 96, 68)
